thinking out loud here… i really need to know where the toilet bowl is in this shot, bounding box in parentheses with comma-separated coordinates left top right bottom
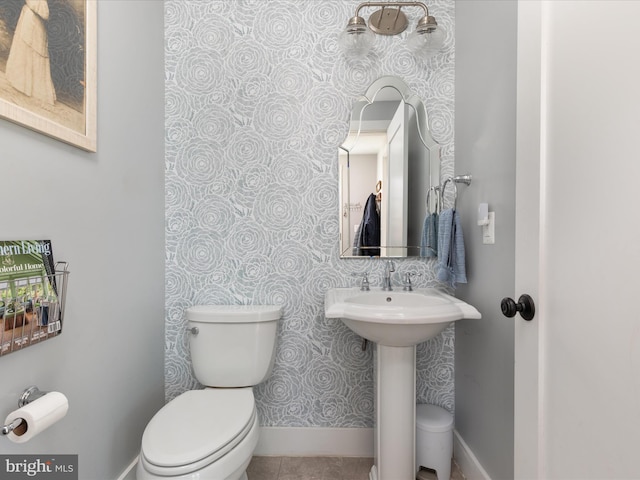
(137, 389, 258, 479)
(136, 305, 282, 480)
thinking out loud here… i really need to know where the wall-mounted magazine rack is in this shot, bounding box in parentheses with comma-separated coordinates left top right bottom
(0, 262, 69, 357)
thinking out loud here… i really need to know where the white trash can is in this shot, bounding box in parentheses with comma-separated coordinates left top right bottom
(416, 404, 454, 480)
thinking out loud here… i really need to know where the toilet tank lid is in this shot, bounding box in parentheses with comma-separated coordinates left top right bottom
(186, 305, 282, 323)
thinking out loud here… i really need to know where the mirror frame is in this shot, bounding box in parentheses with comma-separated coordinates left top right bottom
(339, 76, 441, 258)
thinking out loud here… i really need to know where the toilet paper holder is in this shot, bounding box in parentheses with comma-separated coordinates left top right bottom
(1, 386, 49, 435)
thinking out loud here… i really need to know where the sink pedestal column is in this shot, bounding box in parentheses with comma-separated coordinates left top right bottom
(371, 344, 416, 480)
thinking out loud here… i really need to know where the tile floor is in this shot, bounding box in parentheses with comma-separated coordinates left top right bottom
(246, 456, 465, 480)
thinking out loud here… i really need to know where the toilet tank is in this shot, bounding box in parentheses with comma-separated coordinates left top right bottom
(186, 305, 282, 387)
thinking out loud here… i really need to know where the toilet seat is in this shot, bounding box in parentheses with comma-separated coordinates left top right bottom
(140, 388, 256, 477)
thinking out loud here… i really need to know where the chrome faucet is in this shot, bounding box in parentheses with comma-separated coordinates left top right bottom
(382, 260, 395, 291)
(402, 272, 414, 291)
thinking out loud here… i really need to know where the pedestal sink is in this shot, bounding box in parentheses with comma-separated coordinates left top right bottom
(325, 287, 481, 480)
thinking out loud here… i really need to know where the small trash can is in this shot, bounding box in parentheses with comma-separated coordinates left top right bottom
(416, 404, 454, 480)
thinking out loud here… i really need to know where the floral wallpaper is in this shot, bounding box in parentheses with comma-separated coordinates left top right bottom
(165, 0, 455, 427)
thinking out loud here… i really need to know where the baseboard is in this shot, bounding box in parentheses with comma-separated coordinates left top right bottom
(453, 429, 491, 480)
(254, 427, 374, 457)
(121, 429, 486, 475)
(116, 456, 138, 480)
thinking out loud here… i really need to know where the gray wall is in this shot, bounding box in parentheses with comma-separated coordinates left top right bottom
(454, 1, 517, 479)
(0, 1, 165, 478)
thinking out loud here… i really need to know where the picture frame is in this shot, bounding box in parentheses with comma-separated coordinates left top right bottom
(0, 0, 96, 152)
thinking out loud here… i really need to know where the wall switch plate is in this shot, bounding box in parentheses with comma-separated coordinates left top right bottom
(482, 211, 495, 244)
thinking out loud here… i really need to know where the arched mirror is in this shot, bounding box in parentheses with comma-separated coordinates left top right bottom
(339, 76, 441, 258)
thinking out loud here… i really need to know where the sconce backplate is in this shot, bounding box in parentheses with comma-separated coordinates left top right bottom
(368, 8, 409, 35)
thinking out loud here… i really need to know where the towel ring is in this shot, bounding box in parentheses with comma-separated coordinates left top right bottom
(440, 174, 473, 210)
(441, 177, 458, 210)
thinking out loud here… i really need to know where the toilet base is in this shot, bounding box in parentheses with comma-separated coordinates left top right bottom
(137, 454, 252, 480)
(137, 456, 251, 480)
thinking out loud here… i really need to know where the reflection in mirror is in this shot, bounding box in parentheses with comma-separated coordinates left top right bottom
(339, 76, 441, 258)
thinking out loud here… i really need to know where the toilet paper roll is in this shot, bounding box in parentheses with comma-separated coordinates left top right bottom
(4, 392, 68, 443)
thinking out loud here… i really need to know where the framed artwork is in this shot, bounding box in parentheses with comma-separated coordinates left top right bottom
(0, 0, 96, 151)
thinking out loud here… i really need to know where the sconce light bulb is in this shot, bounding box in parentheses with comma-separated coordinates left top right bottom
(338, 16, 375, 58)
(407, 18, 445, 59)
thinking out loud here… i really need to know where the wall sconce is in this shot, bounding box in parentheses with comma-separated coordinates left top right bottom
(338, 1, 445, 59)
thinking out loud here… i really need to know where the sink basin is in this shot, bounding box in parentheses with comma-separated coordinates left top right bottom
(325, 287, 481, 347)
(325, 287, 480, 479)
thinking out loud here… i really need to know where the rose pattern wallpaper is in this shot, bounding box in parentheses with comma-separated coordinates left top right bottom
(165, 0, 455, 427)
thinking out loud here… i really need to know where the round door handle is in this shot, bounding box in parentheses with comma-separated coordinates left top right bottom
(501, 294, 535, 321)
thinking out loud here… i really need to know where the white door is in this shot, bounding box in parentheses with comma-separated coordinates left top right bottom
(514, 1, 640, 477)
(385, 101, 408, 257)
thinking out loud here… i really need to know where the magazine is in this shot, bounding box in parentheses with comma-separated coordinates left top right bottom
(0, 240, 62, 356)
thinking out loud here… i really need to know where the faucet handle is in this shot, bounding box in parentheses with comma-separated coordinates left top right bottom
(401, 272, 422, 291)
(351, 272, 371, 291)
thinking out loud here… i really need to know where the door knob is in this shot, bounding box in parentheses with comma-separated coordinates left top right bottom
(501, 294, 535, 321)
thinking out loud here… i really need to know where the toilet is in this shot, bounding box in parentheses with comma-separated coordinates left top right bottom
(136, 305, 282, 480)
